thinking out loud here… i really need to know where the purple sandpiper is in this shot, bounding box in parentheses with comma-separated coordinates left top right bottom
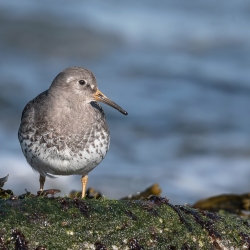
(18, 67, 128, 197)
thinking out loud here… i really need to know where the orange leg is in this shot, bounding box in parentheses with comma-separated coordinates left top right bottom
(39, 174, 46, 191)
(81, 175, 88, 198)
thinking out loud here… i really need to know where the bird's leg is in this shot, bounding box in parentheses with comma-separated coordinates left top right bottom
(39, 175, 46, 191)
(81, 175, 88, 198)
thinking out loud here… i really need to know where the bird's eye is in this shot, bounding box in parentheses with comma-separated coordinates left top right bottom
(79, 80, 87, 85)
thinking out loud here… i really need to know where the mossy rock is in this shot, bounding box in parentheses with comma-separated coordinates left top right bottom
(0, 196, 250, 249)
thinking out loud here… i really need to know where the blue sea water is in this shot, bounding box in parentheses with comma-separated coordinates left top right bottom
(0, 0, 250, 204)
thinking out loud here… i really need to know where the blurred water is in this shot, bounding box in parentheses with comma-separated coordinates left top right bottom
(1, 0, 250, 204)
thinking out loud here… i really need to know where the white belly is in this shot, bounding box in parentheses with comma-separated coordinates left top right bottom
(20, 131, 110, 177)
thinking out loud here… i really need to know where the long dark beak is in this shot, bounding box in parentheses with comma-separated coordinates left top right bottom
(94, 89, 128, 115)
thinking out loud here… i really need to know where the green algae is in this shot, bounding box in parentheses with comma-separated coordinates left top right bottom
(0, 197, 250, 249)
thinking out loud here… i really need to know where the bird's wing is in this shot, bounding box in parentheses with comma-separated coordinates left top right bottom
(20, 90, 49, 121)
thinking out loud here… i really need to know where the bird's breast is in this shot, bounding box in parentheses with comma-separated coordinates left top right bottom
(19, 101, 111, 176)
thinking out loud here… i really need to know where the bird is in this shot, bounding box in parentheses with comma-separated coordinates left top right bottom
(18, 67, 128, 198)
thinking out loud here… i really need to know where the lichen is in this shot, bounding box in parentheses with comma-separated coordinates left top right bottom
(0, 196, 250, 249)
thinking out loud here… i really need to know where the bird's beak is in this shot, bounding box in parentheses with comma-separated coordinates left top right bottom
(94, 89, 128, 115)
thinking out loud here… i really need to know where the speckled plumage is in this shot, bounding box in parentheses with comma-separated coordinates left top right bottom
(18, 67, 127, 195)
